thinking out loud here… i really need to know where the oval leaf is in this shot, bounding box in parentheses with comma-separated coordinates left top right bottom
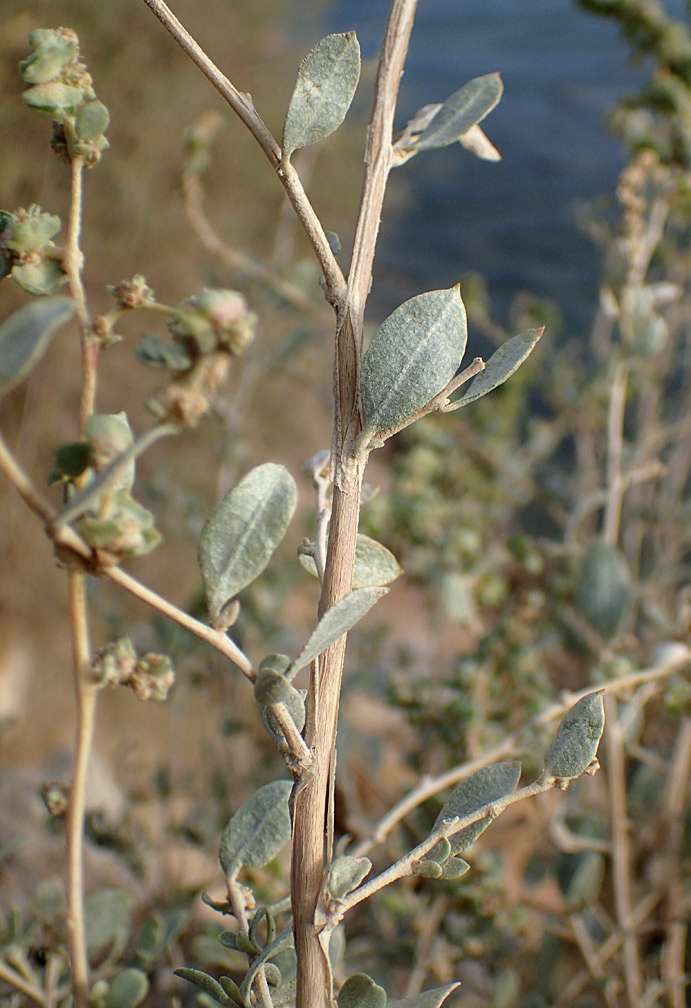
(289, 586, 387, 676)
(105, 969, 149, 1008)
(283, 32, 360, 157)
(338, 973, 387, 1008)
(299, 533, 403, 588)
(0, 296, 75, 399)
(543, 691, 605, 779)
(575, 540, 633, 639)
(412, 73, 503, 151)
(198, 463, 297, 624)
(174, 968, 233, 1006)
(219, 780, 292, 880)
(388, 983, 460, 1008)
(360, 286, 467, 438)
(451, 327, 543, 410)
(432, 761, 521, 854)
(327, 855, 372, 899)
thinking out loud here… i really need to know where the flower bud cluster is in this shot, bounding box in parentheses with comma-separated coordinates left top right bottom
(91, 638, 175, 702)
(19, 27, 110, 166)
(70, 413, 162, 559)
(139, 288, 257, 425)
(0, 204, 67, 296)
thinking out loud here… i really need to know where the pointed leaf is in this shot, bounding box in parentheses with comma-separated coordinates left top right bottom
(198, 463, 297, 624)
(543, 691, 605, 779)
(299, 533, 402, 588)
(575, 540, 632, 639)
(432, 761, 521, 854)
(450, 327, 543, 410)
(283, 32, 360, 157)
(412, 73, 503, 151)
(289, 586, 387, 676)
(219, 780, 292, 880)
(338, 973, 386, 1008)
(174, 969, 233, 1006)
(0, 296, 75, 399)
(360, 286, 467, 437)
(388, 983, 460, 1008)
(438, 856, 471, 880)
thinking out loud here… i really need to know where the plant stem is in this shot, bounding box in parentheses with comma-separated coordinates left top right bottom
(604, 693, 643, 1006)
(65, 570, 96, 1008)
(288, 4, 419, 1002)
(0, 959, 46, 1006)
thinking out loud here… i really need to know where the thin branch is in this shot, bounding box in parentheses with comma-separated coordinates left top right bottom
(604, 693, 643, 1007)
(349, 648, 691, 858)
(0, 959, 46, 1007)
(335, 773, 572, 920)
(0, 430, 254, 680)
(603, 360, 629, 546)
(139, 0, 345, 299)
(64, 570, 95, 1008)
(661, 716, 691, 1008)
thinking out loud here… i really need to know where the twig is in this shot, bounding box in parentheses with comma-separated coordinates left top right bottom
(64, 569, 95, 1008)
(349, 648, 691, 858)
(604, 692, 643, 1007)
(0, 959, 45, 1006)
(140, 0, 345, 300)
(603, 360, 629, 546)
(661, 717, 691, 1008)
(334, 773, 573, 922)
(0, 430, 254, 681)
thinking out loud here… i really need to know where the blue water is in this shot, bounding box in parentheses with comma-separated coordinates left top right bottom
(307, 0, 661, 337)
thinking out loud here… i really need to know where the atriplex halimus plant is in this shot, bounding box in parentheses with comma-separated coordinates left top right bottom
(0, 6, 607, 1008)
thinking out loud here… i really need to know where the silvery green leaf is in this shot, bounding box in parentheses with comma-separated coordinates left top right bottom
(388, 983, 460, 1008)
(360, 286, 467, 438)
(338, 973, 387, 1008)
(254, 668, 295, 706)
(198, 463, 297, 624)
(23, 81, 84, 114)
(432, 761, 521, 854)
(219, 977, 243, 1006)
(174, 969, 233, 1006)
(438, 856, 470, 880)
(411, 73, 503, 151)
(299, 533, 402, 588)
(283, 32, 360, 157)
(575, 540, 632, 639)
(289, 586, 388, 676)
(84, 889, 134, 963)
(543, 691, 605, 779)
(105, 969, 149, 1008)
(0, 297, 74, 399)
(239, 926, 295, 1004)
(412, 859, 442, 878)
(449, 327, 543, 410)
(219, 780, 292, 880)
(327, 855, 372, 899)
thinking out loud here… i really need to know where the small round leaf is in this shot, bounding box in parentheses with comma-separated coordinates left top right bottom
(338, 973, 387, 1008)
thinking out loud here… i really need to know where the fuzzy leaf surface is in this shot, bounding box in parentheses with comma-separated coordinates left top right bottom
(327, 855, 372, 899)
(338, 973, 387, 1008)
(450, 327, 543, 410)
(0, 297, 74, 399)
(289, 586, 387, 676)
(543, 691, 605, 779)
(299, 533, 402, 588)
(388, 983, 460, 1008)
(411, 73, 503, 151)
(174, 969, 232, 1006)
(198, 463, 297, 623)
(360, 286, 467, 437)
(219, 779, 292, 880)
(432, 761, 521, 853)
(575, 540, 633, 639)
(283, 32, 360, 156)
